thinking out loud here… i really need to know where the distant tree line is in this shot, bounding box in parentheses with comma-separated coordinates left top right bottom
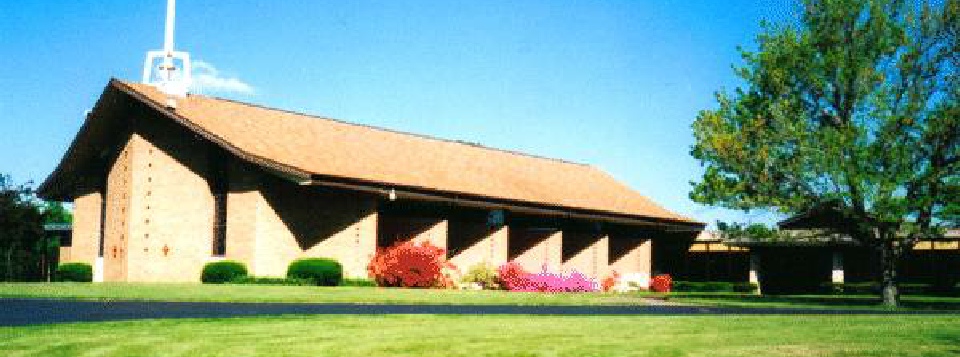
(0, 174, 72, 281)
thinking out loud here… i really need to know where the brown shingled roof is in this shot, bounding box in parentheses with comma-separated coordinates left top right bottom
(42, 79, 701, 227)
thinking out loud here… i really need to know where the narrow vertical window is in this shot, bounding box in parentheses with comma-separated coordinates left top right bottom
(98, 190, 107, 257)
(210, 153, 228, 256)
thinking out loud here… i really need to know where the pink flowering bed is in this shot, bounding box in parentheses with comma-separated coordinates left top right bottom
(497, 262, 598, 292)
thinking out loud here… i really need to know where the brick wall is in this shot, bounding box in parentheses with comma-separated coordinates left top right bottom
(60, 109, 663, 283)
(562, 231, 609, 279)
(510, 228, 562, 273)
(609, 236, 651, 278)
(75, 111, 384, 281)
(102, 134, 134, 282)
(124, 117, 216, 282)
(61, 190, 102, 266)
(449, 222, 508, 272)
(411, 219, 447, 250)
(254, 178, 379, 278)
(224, 162, 262, 273)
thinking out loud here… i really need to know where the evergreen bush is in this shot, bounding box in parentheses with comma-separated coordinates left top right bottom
(229, 276, 313, 286)
(55, 263, 92, 282)
(340, 278, 377, 287)
(287, 258, 343, 286)
(672, 281, 758, 293)
(201, 261, 247, 284)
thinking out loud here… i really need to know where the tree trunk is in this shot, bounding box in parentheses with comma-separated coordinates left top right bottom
(879, 239, 900, 308)
(42, 234, 49, 282)
(4, 244, 14, 282)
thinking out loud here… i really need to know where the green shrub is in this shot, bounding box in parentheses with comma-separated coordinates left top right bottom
(340, 278, 377, 287)
(287, 258, 342, 286)
(732, 282, 758, 293)
(673, 281, 757, 293)
(201, 261, 248, 284)
(822, 282, 874, 294)
(230, 276, 314, 286)
(673, 281, 719, 292)
(55, 263, 92, 282)
(823, 282, 951, 295)
(461, 263, 501, 290)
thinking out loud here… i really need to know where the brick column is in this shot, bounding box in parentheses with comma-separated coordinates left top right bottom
(488, 225, 509, 267)
(514, 229, 562, 272)
(544, 230, 562, 272)
(609, 237, 651, 284)
(562, 232, 609, 278)
(638, 239, 651, 277)
(225, 189, 262, 274)
(297, 195, 380, 279)
(412, 219, 448, 250)
(749, 252, 761, 294)
(450, 224, 508, 271)
(594, 235, 610, 278)
(350, 201, 379, 278)
(67, 190, 104, 271)
(831, 251, 844, 284)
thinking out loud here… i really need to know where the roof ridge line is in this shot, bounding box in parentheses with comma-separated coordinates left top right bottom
(189, 92, 590, 167)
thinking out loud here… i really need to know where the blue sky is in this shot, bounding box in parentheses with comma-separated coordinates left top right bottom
(0, 1, 798, 226)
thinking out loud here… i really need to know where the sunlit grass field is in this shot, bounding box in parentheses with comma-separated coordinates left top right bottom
(2, 283, 959, 310)
(3, 315, 959, 357)
(0, 283, 653, 305)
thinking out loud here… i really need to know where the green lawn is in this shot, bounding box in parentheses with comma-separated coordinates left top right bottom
(3, 315, 959, 356)
(0, 283, 654, 305)
(664, 292, 960, 311)
(3, 283, 960, 310)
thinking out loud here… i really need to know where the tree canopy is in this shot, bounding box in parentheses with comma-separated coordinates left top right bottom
(42, 201, 73, 225)
(690, 0, 958, 305)
(0, 175, 45, 281)
(0, 175, 72, 281)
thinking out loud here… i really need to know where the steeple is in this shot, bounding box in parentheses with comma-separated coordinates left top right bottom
(142, 0, 192, 97)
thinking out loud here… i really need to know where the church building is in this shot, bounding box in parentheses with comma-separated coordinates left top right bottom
(38, 79, 703, 282)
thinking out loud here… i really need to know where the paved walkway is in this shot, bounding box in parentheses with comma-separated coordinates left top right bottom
(1, 298, 957, 326)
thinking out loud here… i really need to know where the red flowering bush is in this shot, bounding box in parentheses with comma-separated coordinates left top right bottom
(601, 271, 621, 292)
(497, 261, 529, 291)
(650, 274, 672, 293)
(367, 241, 457, 288)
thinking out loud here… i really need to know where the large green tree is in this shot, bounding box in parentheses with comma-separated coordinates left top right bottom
(0, 175, 72, 281)
(690, 0, 959, 306)
(0, 175, 45, 281)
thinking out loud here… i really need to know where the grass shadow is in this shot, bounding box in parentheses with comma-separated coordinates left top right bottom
(672, 292, 960, 310)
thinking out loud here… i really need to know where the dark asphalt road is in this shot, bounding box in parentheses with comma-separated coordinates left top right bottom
(1, 298, 957, 326)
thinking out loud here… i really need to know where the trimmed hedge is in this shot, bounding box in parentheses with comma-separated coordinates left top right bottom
(55, 263, 92, 282)
(731, 282, 759, 293)
(287, 258, 342, 286)
(201, 261, 248, 284)
(230, 276, 314, 286)
(822, 282, 959, 295)
(672, 281, 758, 293)
(228, 276, 372, 287)
(340, 278, 377, 287)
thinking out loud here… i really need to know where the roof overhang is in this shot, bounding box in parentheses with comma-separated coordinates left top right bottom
(39, 79, 314, 200)
(306, 174, 705, 231)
